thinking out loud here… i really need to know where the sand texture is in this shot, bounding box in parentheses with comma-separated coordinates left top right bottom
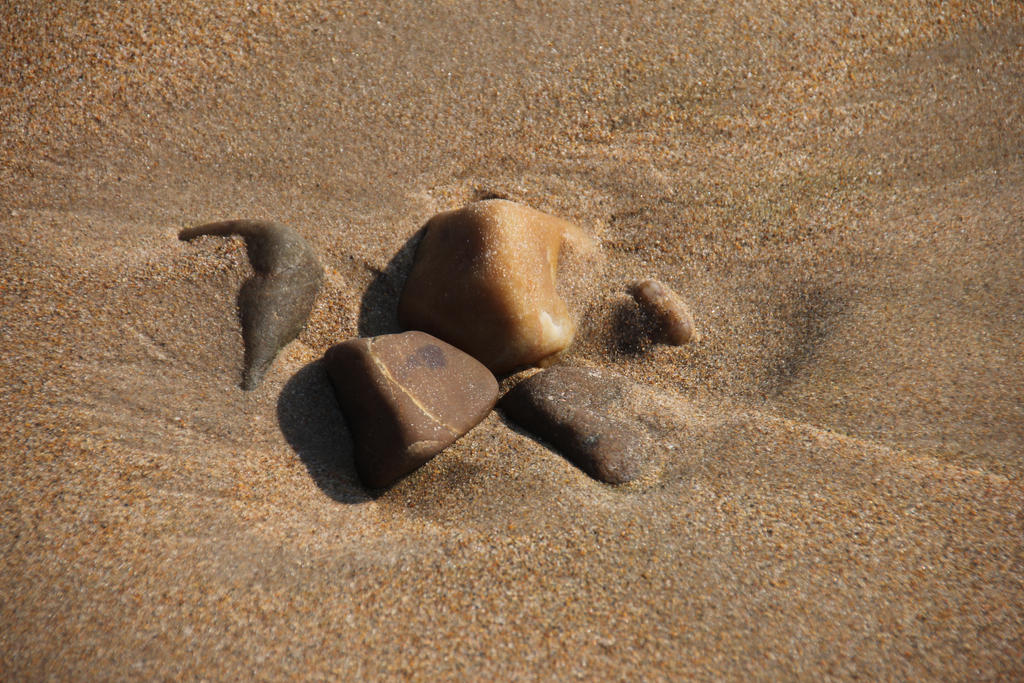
(2, 1, 1023, 679)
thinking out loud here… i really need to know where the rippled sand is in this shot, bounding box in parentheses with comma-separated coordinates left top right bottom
(2, 2, 1023, 678)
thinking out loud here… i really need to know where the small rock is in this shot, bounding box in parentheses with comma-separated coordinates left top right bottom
(398, 199, 599, 374)
(629, 279, 699, 345)
(500, 366, 649, 484)
(324, 331, 498, 489)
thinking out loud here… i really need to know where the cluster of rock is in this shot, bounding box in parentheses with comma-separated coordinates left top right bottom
(182, 199, 698, 489)
(327, 199, 607, 487)
(325, 199, 699, 488)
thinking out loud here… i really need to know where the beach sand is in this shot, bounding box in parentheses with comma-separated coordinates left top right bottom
(2, 1, 1023, 678)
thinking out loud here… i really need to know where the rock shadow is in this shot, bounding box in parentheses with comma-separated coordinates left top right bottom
(761, 283, 847, 396)
(495, 407, 558, 458)
(357, 226, 426, 337)
(276, 359, 372, 504)
(607, 297, 654, 356)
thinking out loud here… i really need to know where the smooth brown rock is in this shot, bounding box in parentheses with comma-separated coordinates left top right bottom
(501, 366, 649, 484)
(629, 279, 699, 345)
(398, 199, 598, 374)
(324, 331, 498, 489)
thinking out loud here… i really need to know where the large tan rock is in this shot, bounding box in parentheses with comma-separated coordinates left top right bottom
(398, 199, 598, 374)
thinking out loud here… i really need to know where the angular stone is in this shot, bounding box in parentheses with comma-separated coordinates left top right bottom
(501, 366, 649, 484)
(629, 279, 699, 345)
(398, 199, 598, 374)
(324, 331, 498, 489)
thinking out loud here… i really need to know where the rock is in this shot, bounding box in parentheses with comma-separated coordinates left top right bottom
(323, 331, 498, 489)
(398, 199, 599, 374)
(180, 220, 323, 390)
(500, 366, 649, 484)
(629, 279, 699, 345)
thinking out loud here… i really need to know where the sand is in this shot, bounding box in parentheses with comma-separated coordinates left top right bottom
(2, 1, 1023, 679)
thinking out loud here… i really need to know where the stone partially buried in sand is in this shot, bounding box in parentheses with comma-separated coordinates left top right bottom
(324, 331, 498, 489)
(630, 278, 699, 345)
(501, 366, 650, 484)
(398, 199, 599, 374)
(179, 220, 323, 390)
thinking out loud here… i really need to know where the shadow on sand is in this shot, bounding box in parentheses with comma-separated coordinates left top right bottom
(356, 226, 426, 338)
(276, 359, 372, 504)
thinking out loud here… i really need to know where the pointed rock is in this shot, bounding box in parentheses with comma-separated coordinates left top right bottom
(501, 366, 650, 484)
(180, 220, 323, 389)
(324, 331, 498, 489)
(398, 199, 599, 374)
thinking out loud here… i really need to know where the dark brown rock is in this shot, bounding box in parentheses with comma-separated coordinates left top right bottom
(324, 331, 498, 489)
(500, 366, 649, 484)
